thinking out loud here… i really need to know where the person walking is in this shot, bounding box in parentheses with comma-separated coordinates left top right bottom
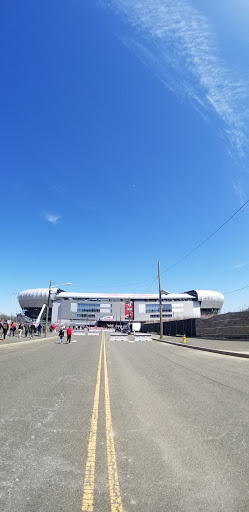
(67, 326, 72, 343)
(18, 324, 23, 338)
(24, 323, 29, 338)
(59, 328, 64, 344)
(2, 320, 9, 341)
(37, 323, 42, 337)
(30, 324, 35, 338)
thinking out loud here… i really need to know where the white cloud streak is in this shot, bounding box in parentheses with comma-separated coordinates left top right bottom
(232, 262, 249, 269)
(45, 213, 61, 224)
(232, 181, 247, 205)
(106, 0, 249, 158)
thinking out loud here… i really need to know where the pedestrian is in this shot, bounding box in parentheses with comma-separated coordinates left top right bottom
(24, 323, 29, 338)
(2, 320, 9, 341)
(11, 322, 16, 336)
(30, 324, 35, 338)
(53, 324, 56, 334)
(37, 323, 42, 337)
(67, 325, 72, 343)
(59, 328, 64, 344)
(18, 324, 23, 338)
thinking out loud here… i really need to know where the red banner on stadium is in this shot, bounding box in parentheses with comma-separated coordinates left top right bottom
(125, 301, 134, 320)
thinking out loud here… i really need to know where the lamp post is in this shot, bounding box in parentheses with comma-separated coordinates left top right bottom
(128, 297, 131, 332)
(45, 281, 72, 338)
(158, 261, 163, 340)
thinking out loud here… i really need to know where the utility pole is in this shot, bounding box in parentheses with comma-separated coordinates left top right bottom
(158, 261, 163, 339)
(128, 297, 131, 332)
(45, 280, 52, 338)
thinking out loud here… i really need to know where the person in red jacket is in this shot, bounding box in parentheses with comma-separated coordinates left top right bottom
(67, 326, 72, 343)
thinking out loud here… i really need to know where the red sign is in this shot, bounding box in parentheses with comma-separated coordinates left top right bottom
(125, 302, 134, 320)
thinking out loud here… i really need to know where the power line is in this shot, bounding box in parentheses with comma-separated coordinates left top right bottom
(161, 198, 249, 276)
(66, 199, 249, 294)
(224, 285, 249, 295)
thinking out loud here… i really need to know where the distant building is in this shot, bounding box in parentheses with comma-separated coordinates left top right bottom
(18, 288, 224, 327)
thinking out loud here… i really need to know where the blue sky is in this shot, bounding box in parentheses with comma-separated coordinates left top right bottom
(1, 0, 249, 314)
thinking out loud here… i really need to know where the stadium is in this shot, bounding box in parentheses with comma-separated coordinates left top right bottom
(18, 288, 224, 329)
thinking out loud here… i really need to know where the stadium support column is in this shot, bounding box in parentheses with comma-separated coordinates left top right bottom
(158, 261, 163, 339)
(45, 280, 52, 338)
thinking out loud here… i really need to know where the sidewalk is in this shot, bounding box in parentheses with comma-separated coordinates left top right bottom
(0, 333, 58, 346)
(152, 335, 249, 359)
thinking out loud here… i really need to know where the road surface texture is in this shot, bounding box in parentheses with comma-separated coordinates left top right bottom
(1, 331, 249, 511)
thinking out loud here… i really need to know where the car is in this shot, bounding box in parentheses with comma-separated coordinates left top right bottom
(122, 327, 131, 334)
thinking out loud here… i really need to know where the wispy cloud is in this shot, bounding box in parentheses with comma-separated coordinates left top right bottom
(232, 181, 248, 205)
(232, 262, 249, 269)
(45, 213, 61, 225)
(106, 0, 249, 160)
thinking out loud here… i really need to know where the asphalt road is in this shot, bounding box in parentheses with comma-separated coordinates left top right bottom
(1, 332, 249, 511)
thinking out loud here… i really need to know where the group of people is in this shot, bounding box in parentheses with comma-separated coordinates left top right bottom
(22, 323, 43, 338)
(58, 326, 72, 344)
(0, 321, 44, 341)
(0, 322, 82, 344)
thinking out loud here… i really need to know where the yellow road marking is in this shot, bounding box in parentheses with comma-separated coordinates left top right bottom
(82, 334, 103, 512)
(103, 333, 123, 512)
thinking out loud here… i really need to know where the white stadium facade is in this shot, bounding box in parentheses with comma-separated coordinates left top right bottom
(18, 288, 224, 329)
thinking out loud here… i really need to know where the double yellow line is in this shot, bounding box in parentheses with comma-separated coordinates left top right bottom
(82, 333, 123, 512)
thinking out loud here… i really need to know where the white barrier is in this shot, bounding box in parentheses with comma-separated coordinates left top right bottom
(110, 334, 152, 342)
(110, 335, 128, 342)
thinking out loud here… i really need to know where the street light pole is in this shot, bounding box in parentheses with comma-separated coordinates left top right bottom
(158, 261, 163, 340)
(129, 297, 131, 332)
(45, 280, 52, 338)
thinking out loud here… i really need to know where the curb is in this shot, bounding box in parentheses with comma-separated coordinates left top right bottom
(0, 335, 58, 349)
(152, 337, 249, 359)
